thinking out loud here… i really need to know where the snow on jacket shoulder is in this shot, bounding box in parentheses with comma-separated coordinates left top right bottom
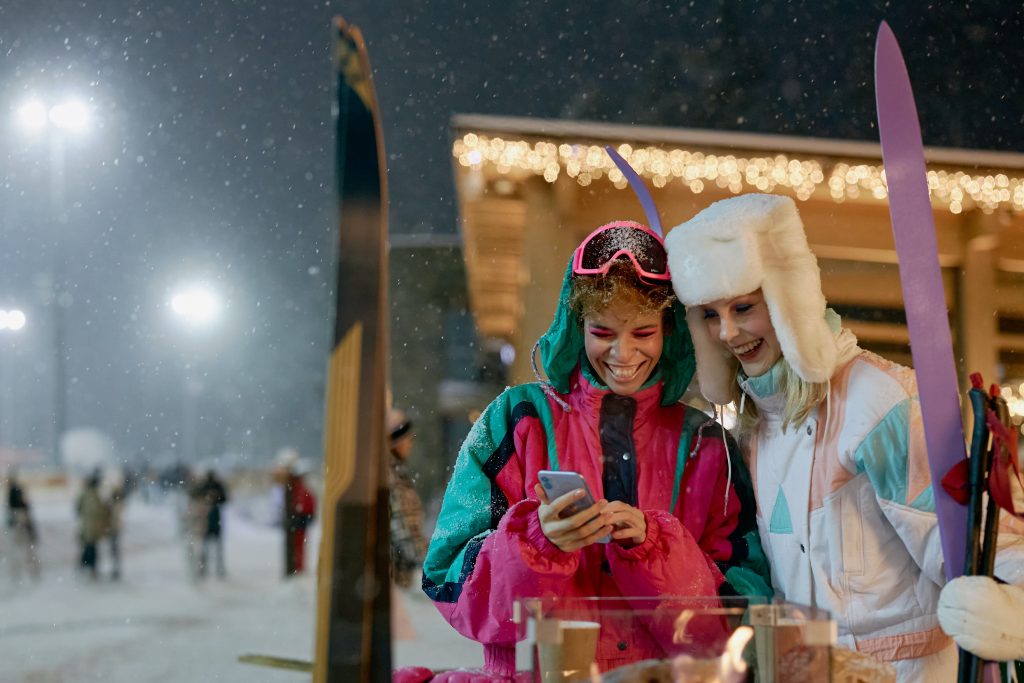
(422, 368, 769, 675)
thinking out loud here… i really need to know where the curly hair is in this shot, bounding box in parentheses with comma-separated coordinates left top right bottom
(568, 260, 675, 321)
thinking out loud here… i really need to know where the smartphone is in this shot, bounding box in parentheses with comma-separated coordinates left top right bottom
(537, 470, 610, 543)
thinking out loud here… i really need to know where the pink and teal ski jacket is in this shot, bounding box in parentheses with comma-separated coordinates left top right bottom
(421, 364, 770, 675)
(422, 259, 769, 676)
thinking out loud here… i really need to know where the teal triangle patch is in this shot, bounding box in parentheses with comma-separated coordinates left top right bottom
(769, 488, 794, 534)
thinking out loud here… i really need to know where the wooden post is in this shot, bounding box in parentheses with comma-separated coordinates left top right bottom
(510, 177, 578, 386)
(959, 210, 1001, 387)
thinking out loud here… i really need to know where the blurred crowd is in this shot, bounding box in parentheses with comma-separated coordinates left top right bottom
(1, 448, 322, 587)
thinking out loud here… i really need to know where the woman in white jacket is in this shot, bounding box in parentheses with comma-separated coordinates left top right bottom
(664, 193, 1024, 682)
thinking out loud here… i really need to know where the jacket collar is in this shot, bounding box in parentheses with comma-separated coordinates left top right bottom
(738, 358, 788, 417)
(738, 314, 862, 418)
(569, 362, 666, 421)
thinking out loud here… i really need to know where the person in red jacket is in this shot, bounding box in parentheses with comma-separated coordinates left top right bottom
(412, 220, 770, 682)
(276, 450, 317, 576)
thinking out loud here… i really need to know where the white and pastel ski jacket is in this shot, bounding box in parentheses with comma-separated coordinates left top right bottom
(743, 345, 1023, 663)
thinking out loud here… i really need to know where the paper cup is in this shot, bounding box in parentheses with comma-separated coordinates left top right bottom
(536, 619, 601, 683)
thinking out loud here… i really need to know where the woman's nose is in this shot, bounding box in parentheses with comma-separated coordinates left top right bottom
(612, 337, 635, 358)
(718, 315, 739, 343)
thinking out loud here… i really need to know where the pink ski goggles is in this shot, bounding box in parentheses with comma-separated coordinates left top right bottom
(572, 221, 671, 285)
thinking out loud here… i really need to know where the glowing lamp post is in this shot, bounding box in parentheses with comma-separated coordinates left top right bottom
(0, 309, 27, 332)
(14, 97, 92, 465)
(0, 308, 27, 449)
(169, 285, 221, 463)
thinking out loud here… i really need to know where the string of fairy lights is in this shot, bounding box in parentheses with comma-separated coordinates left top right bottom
(455, 132, 1024, 433)
(999, 384, 1024, 435)
(453, 134, 1024, 215)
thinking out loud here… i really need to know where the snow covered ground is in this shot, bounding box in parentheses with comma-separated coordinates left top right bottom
(0, 482, 482, 682)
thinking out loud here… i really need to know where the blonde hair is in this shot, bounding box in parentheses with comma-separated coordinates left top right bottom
(733, 357, 830, 438)
(568, 260, 675, 320)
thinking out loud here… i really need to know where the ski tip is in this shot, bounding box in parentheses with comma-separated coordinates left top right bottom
(604, 145, 664, 238)
(875, 20, 897, 57)
(873, 19, 911, 98)
(333, 15, 364, 46)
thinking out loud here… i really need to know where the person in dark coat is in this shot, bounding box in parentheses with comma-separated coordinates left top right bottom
(197, 470, 229, 578)
(6, 470, 41, 580)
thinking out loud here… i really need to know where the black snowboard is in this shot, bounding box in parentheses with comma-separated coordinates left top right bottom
(313, 17, 391, 683)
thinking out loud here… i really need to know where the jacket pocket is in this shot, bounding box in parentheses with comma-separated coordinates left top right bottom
(840, 487, 864, 577)
(823, 487, 864, 580)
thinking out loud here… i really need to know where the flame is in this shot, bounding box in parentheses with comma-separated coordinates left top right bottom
(671, 625, 753, 683)
(718, 626, 753, 682)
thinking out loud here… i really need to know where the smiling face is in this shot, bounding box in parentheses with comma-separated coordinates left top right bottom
(699, 289, 782, 378)
(583, 298, 665, 395)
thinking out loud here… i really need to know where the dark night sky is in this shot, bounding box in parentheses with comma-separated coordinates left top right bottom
(0, 1, 1021, 468)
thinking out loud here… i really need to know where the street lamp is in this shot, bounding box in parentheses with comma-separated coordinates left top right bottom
(13, 96, 92, 466)
(169, 284, 221, 463)
(0, 309, 27, 332)
(0, 308, 27, 449)
(171, 286, 221, 329)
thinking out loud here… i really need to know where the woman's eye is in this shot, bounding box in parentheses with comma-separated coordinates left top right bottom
(735, 304, 753, 314)
(588, 329, 613, 338)
(634, 331, 655, 339)
(702, 309, 719, 320)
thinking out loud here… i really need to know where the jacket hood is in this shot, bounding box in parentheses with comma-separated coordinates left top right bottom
(537, 258, 695, 406)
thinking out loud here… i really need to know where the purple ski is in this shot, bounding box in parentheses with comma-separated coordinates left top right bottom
(874, 21, 968, 582)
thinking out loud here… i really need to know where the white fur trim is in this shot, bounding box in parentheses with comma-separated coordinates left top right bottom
(666, 194, 838, 389)
(685, 306, 739, 405)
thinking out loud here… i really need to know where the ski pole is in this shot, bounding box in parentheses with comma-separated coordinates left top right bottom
(979, 388, 1008, 579)
(958, 373, 990, 683)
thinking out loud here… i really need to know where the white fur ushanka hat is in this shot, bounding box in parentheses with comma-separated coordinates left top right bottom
(664, 193, 838, 405)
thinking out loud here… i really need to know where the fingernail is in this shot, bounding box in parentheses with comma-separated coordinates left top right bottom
(574, 489, 585, 498)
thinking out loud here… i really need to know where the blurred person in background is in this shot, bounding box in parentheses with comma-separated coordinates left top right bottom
(197, 469, 229, 578)
(274, 449, 317, 577)
(76, 471, 107, 580)
(6, 469, 41, 581)
(104, 477, 127, 581)
(387, 408, 427, 589)
(183, 470, 211, 582)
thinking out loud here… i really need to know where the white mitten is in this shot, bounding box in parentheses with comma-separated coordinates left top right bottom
(938, 575, 1024, 661)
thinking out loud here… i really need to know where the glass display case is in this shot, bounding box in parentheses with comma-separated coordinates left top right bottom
(512, 596, 842, 683)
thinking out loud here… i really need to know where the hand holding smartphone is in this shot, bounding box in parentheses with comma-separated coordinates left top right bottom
(537, 470, 611, 543)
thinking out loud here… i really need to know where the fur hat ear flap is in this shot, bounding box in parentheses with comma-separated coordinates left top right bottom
(685, 306, 739, 405)
(759, 261, 836, 383)
(755, 202, 837, 383)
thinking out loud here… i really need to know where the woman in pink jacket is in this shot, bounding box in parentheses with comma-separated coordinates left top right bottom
(418, 220, 769, 681)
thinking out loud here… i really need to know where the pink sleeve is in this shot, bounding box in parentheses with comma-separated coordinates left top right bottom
(437, 498, 581, 645)
(605, 509, 723, 597)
